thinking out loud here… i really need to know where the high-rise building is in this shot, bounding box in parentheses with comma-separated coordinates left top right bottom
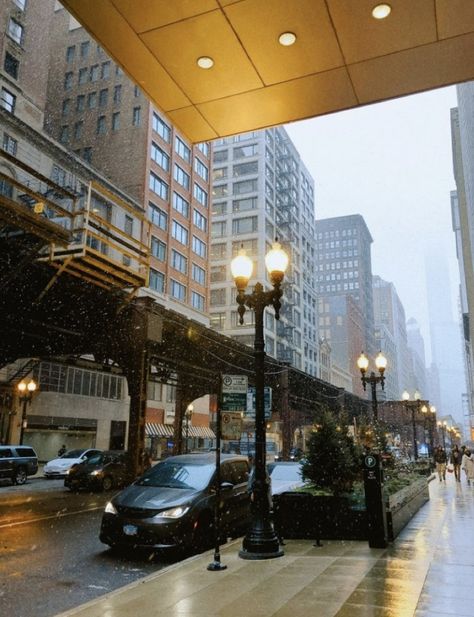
(372, 275, 410, 399)
(406, 317, 428, 398)
(44, 5, 212, 326)
(315, 214, 375, 395)
(209, 126, 319, 376)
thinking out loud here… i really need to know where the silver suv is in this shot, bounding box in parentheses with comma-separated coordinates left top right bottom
(0, 445, 38, 485)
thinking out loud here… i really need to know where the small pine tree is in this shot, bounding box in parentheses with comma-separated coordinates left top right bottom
(302, 411, 361, 495)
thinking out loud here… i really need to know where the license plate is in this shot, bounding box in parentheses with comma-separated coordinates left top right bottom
(123, 524, 138, 536)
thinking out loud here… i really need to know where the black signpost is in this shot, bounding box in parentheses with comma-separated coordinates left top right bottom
(363, 453, 388, 549)
(207, 376, 227, 571)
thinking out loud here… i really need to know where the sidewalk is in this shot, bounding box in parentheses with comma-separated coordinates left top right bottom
(55, 479, 474, 617)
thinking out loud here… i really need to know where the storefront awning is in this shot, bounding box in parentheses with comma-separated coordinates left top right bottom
(145, 423, 215, 439)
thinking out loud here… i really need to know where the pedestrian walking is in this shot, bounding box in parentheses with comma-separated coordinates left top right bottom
(461, 448, 474, 485)
(434, 445, 447, 482)
(450, 444, 462, 482)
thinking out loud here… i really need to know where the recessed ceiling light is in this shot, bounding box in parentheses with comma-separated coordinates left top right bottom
(278, 32, 296, 47)
(372, 4, 391, 19)
(197, 56, 214, 69)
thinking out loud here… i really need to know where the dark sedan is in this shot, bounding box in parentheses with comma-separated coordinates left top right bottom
(100, 453, 250, 553)
(65, 451, 133, 491)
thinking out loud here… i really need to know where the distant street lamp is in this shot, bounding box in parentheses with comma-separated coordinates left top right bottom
(231, 240, 288, 560)
(185, 404, 193, 454)
(421, 405, 436, 456)
(437, 420, 447, 449)
(357, 351, 387, 422)
(17, 379, 37, 445)
(402, 390, 425, 461)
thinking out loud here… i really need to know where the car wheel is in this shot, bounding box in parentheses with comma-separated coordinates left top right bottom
(102, 476, 114, 491)
(13, 467, 27, 485)
(192, 512, 213, 553)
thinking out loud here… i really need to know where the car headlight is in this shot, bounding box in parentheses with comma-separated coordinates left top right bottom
(104, 501, 117, 515)
(90, 470, 102, 476)
(155, 506, 190, 519)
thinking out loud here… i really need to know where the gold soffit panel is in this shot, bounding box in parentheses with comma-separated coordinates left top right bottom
(60, 0, 474, 143)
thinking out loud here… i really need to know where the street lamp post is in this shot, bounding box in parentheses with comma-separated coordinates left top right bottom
(231, 241, 288, 560)
(185, 404, 193, 454)
(437, 420, 447, 449)
(357, 352, 387, 422)
(422, 405, 436, 456)
(402, 390, 424, 461)
(17, 379, 37, 445)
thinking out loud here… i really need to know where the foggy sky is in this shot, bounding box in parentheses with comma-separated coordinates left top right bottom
(285, 85, 460, 366)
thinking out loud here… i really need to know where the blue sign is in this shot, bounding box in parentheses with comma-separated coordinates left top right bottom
(246, 387, 272, 419)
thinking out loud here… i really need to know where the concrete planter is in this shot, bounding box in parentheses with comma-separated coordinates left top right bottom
(385, 477, 430, 541)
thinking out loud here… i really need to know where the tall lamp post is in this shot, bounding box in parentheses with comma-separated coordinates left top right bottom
(437, 420, 447, 449)
(402, 390, 425, 461)
(17, 379, 37, 445)
(357, 351, 387, 422)
(422, 405, 436, 456)
(231, 240, 288, 560)
(185, 404, 193, 454)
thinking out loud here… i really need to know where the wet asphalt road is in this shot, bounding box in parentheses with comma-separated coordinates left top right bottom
(0, 477, 178, 617)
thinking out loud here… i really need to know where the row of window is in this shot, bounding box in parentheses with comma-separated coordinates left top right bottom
(148, 268, 206, 311)
(149, 171, 208, 207)
(35, 362, 124, 400)
(318, 282, 360, 292)
(318, 228, 358, 239)
(66, 40, 112, 64)
(59, 108, 137, 143)
(152, 112, 210, 159)
(318, 239, 358, 249)
(211, 216, 259, 237)
(64, 60, 120, 89)
(149, 203, 207, 257)
(62, 83, 133, 115)
(213, 143, 258, 163)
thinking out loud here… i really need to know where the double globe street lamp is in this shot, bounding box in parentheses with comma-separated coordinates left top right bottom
(17, 379, 37, 445)
(437, 420, 448, 449)
(231, 240, 288, 560)
(356, 351, 387, 422)
(402, 390, 426, 461)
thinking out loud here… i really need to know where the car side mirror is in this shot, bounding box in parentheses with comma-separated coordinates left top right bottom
(220, 481, 234, 491)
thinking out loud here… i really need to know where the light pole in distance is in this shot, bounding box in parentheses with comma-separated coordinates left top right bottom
(231, 240, 288, 560)
(185, 404, 193, 454)
(17, 379, 37, 445)
(402, 390, 425, 461)
(357, 351, 387, 422)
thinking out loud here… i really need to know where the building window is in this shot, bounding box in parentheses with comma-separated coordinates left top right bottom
(0, 88, 16, 114)
(96, 115, 106, 135)
(66, 45, 75, 63)
(101, 61, 110, 79)
(3, 133, 17, 156)
(83, 147, 92, 163)
(124, 215, 133, 236)
(232, 216, 258, 234)
(134, 85, 141, 97)
(115, 65, 123, 77)
(87, 91, 97, 108)
(7, 19, 23, 45)
(151, 236, 166, 261)
(90, 64, 99, 81)
(175, 136, 191, 163)
(76, 94, 85, 112)
(214, 150, 228, 163)
(213, 168, 227, 181)
(171, 249, 187, 274)
(232, 197, 257, 212)
(191, 291, 205, 311)
(13, 0, 26, 10)
(174, 164, 190, 190)
(212, 221, 227, 237)
(112, 112, 120, 131)
(211, 265, 226, 282)
(149, 172, 169, 200)
(233, 144, 258, 158)
(193, 209, 207, 231)
(194, 158, 209, 181)
(78, 67, 88, 85)
(211, 243, 227, 259)
(153, 113, 171, 142)
(99, 88, 108, 107)
(62, 98, 71, 116)
(113, 84, 122, 105)
(132, 106, 141, 126)
(80, 41, 90, 58)
(151, 142, 170, 171)
(197, 142, 210, 158)
(212, 202, 227, 216)
(147, 381, 162, 401)
(149, 203, 167, 230)
(73, 121, 83, 140)
(233, 179, 258, 195)
(149, 268, 165, 293)
(59, 125, 69, 144)
(233, 161, 258, 177)
(193, 184, 208, 207)
(210, 288, 226, 306)
(4, 52, 19, 79)
(64, 72, 73, 90)
(170, 279, 186, 302)
(192, 264, 206, 285)
(192, 235, 206, 258)
(173, 192, 189, 218)
(172, 220, 188, 246)
(210, 312, 225, 330)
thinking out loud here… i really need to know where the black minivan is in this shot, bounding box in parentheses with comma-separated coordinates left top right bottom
(100, 453, 250, 553)
(0, 445, 38, 485)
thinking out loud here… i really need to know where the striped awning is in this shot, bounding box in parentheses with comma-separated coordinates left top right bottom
(145, 423, 215, 439)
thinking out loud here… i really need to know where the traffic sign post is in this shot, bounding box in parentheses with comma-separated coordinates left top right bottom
(222, 375, 248, 412)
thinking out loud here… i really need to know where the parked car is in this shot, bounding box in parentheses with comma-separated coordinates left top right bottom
(268, 461, 305, 495)
(65, 451, 134, 491)
(0, 445, 38, 485)
(44, 448, 102, 478)
(100, 453, 251, 553)
(274, 447, 303, 462)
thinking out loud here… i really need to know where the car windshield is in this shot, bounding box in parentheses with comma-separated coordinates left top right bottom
(137, 461, 214, 490)
(61, 449, 86, 459)
(269, 464, 301, 481)
(85, 453, 104, 465)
